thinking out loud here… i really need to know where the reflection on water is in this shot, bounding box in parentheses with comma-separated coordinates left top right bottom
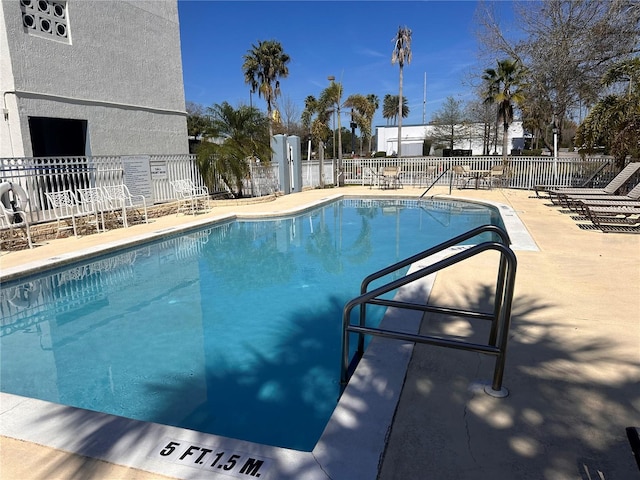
(0, 198, 501, 450)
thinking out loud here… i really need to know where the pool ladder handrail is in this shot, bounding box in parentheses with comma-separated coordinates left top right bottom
(419, 166, 450, 197)
(340, 224, 517, 398)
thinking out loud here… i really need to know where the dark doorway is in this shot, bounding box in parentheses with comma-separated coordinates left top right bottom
(28, 117, 88, 157)
(28, 117, 91, 209)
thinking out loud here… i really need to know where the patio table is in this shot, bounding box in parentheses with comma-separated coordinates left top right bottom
(468, 170, 491, 189)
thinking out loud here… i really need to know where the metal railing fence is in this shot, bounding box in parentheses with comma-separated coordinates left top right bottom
(0, 154, 619, 227)
(341, 156, 615, 189)
(0, 155, 206, 225)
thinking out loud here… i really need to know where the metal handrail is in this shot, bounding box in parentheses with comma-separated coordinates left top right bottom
(419, 167, 450, 197)
(340, 225, 517, 397)
(359, 224, 509, 295)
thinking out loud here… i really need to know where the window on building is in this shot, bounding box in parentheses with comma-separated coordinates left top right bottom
(20, 0, 70, 43)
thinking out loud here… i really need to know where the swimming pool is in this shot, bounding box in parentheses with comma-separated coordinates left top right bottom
(0, 198, 503, 451)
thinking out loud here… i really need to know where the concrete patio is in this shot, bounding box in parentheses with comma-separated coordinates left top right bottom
(1, 186, 638, 479)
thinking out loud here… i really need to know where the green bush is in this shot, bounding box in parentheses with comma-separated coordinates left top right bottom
(522, 149, 543, 156)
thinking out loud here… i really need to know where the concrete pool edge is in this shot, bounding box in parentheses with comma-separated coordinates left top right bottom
(439, 194, 539, 252)
(0, 194, 538, 479)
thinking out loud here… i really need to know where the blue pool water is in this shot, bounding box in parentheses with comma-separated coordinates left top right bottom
(0, 198, 502, 451)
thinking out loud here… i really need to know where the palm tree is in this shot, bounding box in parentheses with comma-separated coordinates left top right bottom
(382, 94, 395, 125)
(302, 95, 331, 187)
(482, 58, 526, 165)
(576, 57, 640, 168)
(321, 79, 345, 185)
(242, 40, 291, 138)
(344, 94, 378, 155)
(366, 94, 380, 153)
(196, 102, 270, 197)
(391, 26, 412, 158)
(382, 94, 409, 126)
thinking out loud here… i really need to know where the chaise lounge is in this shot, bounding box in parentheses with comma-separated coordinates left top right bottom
(582, 204, 640, 233)
(565, 182, 640, 213)
(545, 162, 640, 206)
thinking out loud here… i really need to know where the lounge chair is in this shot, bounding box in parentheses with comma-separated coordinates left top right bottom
(565, 182, 640, 213)
(546, 162, 640, 205)
(586, 205, 640, 219)
(533, 160, 612, 198)
(583, 204, 640, 233)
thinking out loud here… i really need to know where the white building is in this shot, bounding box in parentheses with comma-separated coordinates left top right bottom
(0, 0, 188, 158)
(376, 121, 525, 157)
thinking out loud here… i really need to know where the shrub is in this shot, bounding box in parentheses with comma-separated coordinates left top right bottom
(522, 149, 543, 156)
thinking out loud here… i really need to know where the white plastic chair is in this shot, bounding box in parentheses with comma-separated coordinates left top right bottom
(45, 189, 103, 236)
(102, 184, 148, 227)
(170, 179, 209, 214)
(45, 190, 82, 237)
(77, 187, 112, 232)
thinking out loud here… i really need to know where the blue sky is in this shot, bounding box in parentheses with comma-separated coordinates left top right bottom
(178, 1, 514, 128)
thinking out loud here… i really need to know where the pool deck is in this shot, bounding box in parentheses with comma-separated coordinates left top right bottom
(1, 186, 639, 479)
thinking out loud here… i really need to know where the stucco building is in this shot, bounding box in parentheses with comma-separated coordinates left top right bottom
(0, 0, 188, 158)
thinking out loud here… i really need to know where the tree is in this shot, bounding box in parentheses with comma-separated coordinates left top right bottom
(483, 58, 526, 164)
(430, 96, 468, 151)
(344, 93, 378, 155)
(186, 101, 209, 138)
(391, 26, 412, 158)
(196, 102, 270, 197)
(278, 94, 302, 135)
(382, 94, 409, 126)
(382, 94, 394, 125)
(186, 101, 212, 153)
(366, 94, 380, 153)
(321, 79, 345, 185)
(301, 95, 331, 187)
(382, 94, 395, 125)
(465, 99, 499, 155)
(475, 0, 640, 153)
(242, 40, 291, 139)
(577, 57, 640, 168)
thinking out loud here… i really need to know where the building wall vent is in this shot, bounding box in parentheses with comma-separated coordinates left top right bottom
(20, 0, 70, 44)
